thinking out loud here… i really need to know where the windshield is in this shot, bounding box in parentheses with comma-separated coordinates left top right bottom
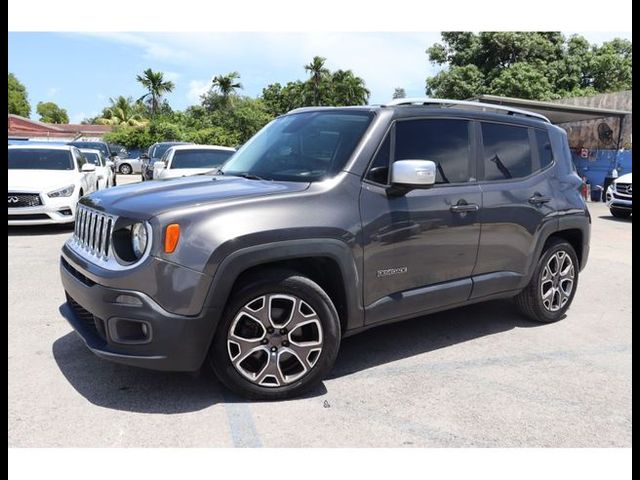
(152, 143, 184, 159)
(69, 142, 109, 157)
(83, 151, 103, 166)
(171, 149, 235, 169)
(220, 111, 374, 182)
(8, 149, 74, 170)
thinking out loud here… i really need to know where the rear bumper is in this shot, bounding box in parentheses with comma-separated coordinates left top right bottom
(60, 256, 221, 371)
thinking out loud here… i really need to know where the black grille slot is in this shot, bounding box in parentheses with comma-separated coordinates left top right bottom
(61, 257, 96, 286)
(8, 213, 50, 220)
(66, 294, 107, 341)
(8, 193, 42, 208)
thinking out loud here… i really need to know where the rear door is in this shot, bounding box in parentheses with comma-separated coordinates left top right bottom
(360, 117, 482, 325)
(471, 122, 557, 298)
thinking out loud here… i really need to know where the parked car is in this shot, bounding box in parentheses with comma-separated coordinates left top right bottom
(60, 99, 590, 399)
(108, 143, 128, 159)
(80, 148, 115, 189)
(154, 145, 236, 180)
(605, 172, 632, 218)
(114, 156, 144, 175)
(9, 144, 97, 225)
(141, 141, 192, 181)
(68, 140, 117, 185)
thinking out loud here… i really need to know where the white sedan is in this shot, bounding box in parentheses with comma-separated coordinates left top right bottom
(80, 148, 115, 189)
(154, 145, 236, 180)
(8, 144, 98, 226)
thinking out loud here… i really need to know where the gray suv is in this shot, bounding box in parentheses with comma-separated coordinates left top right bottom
(59, 99, 590, 400)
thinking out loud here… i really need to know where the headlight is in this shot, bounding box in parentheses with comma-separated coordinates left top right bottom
(131, 222, 149, 258)
(48, 185, 75, 197)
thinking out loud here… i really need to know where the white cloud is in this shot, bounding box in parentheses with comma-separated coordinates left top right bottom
(46, 87, 60, 98)
(73, 32, 189, 62)
(164, 71, 181, 83)
(187, 79, 211, 104)
(70, 111, 97, 123)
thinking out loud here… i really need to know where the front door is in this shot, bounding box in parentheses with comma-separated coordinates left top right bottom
(360, 118, 482, 325)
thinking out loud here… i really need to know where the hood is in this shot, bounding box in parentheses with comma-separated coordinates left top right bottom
(8, 169, 78, 192)
(160, 168, 213, 179)
(80, 175, 310, 218)
(615, 173, 632, 184)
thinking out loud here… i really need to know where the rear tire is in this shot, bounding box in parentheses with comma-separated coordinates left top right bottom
(515, 238, 579, 323)
(119, 163, 132, 175)
(610, 208, 631, 218)
(208, 270, 341, 400)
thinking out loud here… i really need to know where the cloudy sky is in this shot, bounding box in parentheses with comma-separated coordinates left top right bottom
(8, 31, 632, 123)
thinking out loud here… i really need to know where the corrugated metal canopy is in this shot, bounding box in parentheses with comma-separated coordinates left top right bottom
(470, 94, 631, 124)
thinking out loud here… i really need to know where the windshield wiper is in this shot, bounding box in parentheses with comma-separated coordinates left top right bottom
(234, 172, 268, 181)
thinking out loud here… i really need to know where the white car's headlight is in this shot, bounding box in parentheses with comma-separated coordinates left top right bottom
(47, 185, 75, 197)
(131, 222, 149, 258)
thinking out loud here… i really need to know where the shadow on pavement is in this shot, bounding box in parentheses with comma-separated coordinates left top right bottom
(53, 299, 540, 413)
(8, 224, 74, 236)
(597, 214, 632, 223)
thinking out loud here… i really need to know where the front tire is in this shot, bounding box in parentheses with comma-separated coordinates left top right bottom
(515, 238, 579, 323)
(208, 271, 341, 400)
(119, 163, 132, 175)
(610, 207, 631, 218)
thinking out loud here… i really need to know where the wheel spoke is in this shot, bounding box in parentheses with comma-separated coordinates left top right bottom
(256, 352, 286, 386)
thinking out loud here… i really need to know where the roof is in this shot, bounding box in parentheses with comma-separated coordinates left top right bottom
(171, 144, 236, 152)
(8, 114, 113, 138)
(78, 148, 103, 155)
(469, 94, 632, 124)
(8, 143, 74, 151)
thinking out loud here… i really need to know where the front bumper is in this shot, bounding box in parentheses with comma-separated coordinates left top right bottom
(59, 252, 221, 371)
(8, 195, 76, 225)
(606, 191, 632, 210)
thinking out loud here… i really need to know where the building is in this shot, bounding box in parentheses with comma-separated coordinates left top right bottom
(8, 114, 113, 142)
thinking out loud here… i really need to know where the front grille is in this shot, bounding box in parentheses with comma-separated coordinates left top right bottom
(73, 205, 116, 260)
(615, 183, 632, 196)
(66, 294, 107, 341)
(8, 213, 50, 220)
(7, 193, 42, 208)
(61, 256, 96, 286)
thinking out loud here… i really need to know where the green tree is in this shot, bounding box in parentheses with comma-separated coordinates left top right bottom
(36, 101, 69, 123)
(211, 72, 243, 105)
(331, 69, 370, 105)
(96, 96, 147, 126)
(136, 68, 175, 116)
(8, 73, 31, 117)
(304, 56, 330, 105)
(392, 87, 407, 99)
(425, 32, 633, 100)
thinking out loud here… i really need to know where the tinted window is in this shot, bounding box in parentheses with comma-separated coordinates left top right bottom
(74, 149, 86, 169)
(395, 119, 472, 184)
(8, 149, 74, 170)
(152, 143, 187, 159)
(535, 129, 553, 169)
(482, 123, 532, 180)
(366, 134, 391, 184)
(83, 151, 103, 166)
(69, 142, 109, 157)
(221, 111, 373, 182)
(171, 149, 235, 169)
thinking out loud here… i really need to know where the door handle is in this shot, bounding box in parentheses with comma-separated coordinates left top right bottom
(528, 194, 551, 205)
(450, 202, 479, 213)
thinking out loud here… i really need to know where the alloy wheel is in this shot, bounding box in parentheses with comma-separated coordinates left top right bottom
(227, 294, 323, 387)
(540, 250, 575, 312)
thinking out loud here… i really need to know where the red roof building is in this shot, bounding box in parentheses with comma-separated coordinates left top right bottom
(8, 114, 113, 141)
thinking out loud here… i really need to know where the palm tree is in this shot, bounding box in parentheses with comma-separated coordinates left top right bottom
(136, 68, 175, 116)
(304, 56, 330, 105)
(331, 70, 370, 105)
(96, 96, 147, 126)
(211, 72, 243, 104)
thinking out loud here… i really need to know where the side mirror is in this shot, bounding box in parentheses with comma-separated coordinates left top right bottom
(81, 163, 96, 172)
(389, 160, 436, 194)
(140, 153, 150, 160)
(106, 160, 114, 168)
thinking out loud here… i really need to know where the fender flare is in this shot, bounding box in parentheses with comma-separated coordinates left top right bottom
(203, 238, 364, 332)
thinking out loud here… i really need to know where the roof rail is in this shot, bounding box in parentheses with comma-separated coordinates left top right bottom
(382, 97, 551, 123)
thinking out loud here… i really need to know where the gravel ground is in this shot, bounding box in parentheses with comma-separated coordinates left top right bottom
(8, 192, 632, 447)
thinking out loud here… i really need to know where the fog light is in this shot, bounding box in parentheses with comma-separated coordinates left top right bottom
(114, 294, 143, 306)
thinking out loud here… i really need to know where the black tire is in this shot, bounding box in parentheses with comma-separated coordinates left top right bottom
(610, 208, 631, 218)
(514, 237, 579, 323)
(119, 163, 132, 175)
(208, 270, 341, 400)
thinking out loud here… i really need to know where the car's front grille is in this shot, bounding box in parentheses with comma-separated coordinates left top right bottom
(615, 183, 632, 196)
(73, 205, 116, 260)
(7, 193, 42, 208)
(8, 213, 50, 221)
(66, 294, 107, 341)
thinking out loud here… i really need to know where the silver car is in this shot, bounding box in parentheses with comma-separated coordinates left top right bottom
(114, 156, 143, 175)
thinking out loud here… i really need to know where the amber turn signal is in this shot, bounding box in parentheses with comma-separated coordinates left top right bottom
(164, 224, 180, 253)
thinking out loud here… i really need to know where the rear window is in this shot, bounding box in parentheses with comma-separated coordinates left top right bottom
(8, 149, 74, 170)
(171, 149, 235, 169)
(481, 123, 532, 180)
(83, 152, 103, 166)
